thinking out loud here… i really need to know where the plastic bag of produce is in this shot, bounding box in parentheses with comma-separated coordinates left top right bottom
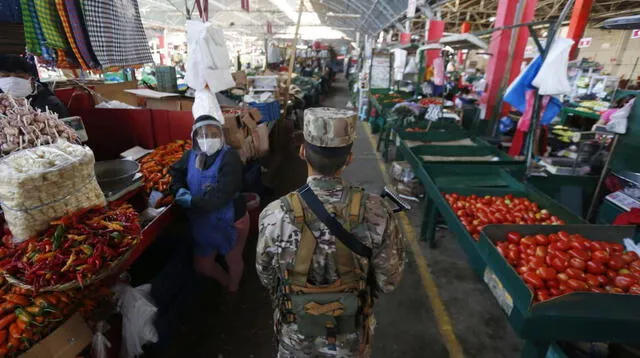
(114, 283, 158, 358)
(0, 140, 106, 241)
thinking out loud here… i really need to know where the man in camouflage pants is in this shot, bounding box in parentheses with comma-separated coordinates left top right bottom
(257, 107, 405, 357)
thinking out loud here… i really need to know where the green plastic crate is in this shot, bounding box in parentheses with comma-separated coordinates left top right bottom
(478, 225, 639, 357)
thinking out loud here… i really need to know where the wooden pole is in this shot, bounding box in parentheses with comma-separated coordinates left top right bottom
(284, 0, 304, 118)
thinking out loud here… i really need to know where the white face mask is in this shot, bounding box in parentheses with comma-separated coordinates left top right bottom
(197, 138, 222, 155)
(0, 77, 33, 97)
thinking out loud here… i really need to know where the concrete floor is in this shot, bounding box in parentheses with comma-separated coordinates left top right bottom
(162, 75, 525, 357)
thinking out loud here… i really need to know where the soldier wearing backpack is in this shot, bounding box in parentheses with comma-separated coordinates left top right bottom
(257, 107, 405, 357)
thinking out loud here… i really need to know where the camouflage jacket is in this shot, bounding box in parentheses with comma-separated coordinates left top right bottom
(256, 176, 405, 357)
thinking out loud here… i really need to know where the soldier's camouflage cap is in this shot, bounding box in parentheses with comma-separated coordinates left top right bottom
(303, 107, 357, 148)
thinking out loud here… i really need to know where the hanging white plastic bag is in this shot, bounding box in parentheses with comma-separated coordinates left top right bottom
(185, 20, 235, 93)
(606, 98, 635, 134)
(404, 56, 418, 74)
(392, 49, 407, 81)
(113, 283, 158, 358)
(192, 87, 225, 124)
(532, 37, 574, 96)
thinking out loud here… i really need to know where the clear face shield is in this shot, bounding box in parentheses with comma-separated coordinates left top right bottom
(194, 124, 224, 156)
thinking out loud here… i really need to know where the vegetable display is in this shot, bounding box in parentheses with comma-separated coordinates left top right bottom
(0, 280, 112, 356)
(496, 231, 640, 302)
(444, 193, 565, 240)
(0, 94, 78, 154)
(417, 97, 444, 107)
(140, 140, 191, 198)
(0, 141, 106, 242)
(0, 204, 140, 291)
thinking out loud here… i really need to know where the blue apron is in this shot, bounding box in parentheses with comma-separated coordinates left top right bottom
(186, 147, 237, 256)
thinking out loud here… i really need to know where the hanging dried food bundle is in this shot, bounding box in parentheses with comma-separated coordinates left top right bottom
(0, 94, 78, 154)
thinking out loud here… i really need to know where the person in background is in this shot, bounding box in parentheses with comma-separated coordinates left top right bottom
(592, 95, 636, 128)
(455, 87, 477, 108)
(0, 54, 69, 117)
(169, 115, 249, 292)
(472, 70, 487, 96)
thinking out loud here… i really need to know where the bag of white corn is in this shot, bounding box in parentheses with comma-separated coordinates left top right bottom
(0, 140, 106, 242)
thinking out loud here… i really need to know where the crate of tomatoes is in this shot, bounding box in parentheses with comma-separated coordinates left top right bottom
(431, 185, 585, 275)
(478, 224, 640, 343)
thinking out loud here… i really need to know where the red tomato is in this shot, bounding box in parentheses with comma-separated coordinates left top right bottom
(622, 252, 639, 264)
(570, 240, 587, 251)
(568, 249, 590, 261)
(630, 260, 640, 275)
(506, 232, 522, 244)
(517, 266, 530, 275)
(523, 272, 545, 289)
(591, 250, 610, 264)
(608, 255, 626, 270)
(557, 272, 570, 282)
(536, 267, 557, 281)
(555, 251, 570, 261)
(565, 267, 585, 280)
(555, 240, 571, 251)
(557, 231, 572, 241)
(610, 243, 625, 253)
(546, 280, 559, 289)
(549, 287, 563, 296)
(534, 234, 549, 245)
(585, 274, 600, 287)
(606, 269, 619, 281)
(545, 254, 555, 267)
(507, 249, 520, 263)
(567, 279, 589, 292)
(569, 258, 586, 270)
(528, 256, 546, 269)
(590, 287, 606, 293)
(614, 275, 637, 290)
(548, 233, 560, 243)
(551, 257, 567, 272)
(596, 275, 609, 286)
(536, 289, 551, 302)
(535, 246, 548, 257)
(521, 236, 537, 247)
(628, 284, 640, 295)
(586, 261, 606, 275)
(589, 241, 605, 251)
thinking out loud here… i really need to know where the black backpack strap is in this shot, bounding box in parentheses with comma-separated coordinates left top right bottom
(297, 184, 372, 259)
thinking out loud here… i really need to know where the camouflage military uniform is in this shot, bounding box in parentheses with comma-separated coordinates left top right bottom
(256, 107, 405, 358)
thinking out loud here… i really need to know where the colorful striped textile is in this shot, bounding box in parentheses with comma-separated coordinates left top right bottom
(54, 0, 87, 69)
(33, 0, 68, 49)
(19, 0, 41, 55)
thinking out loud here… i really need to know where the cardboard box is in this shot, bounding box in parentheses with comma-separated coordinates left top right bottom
(20, 313, 92, 358)
(145, 97, 193, 111)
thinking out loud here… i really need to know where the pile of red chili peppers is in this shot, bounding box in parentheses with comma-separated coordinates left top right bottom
(0, 205, 140, 291)
(0, 278, 112, 356)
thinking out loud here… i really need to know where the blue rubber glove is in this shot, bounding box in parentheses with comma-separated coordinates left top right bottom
(175, 188, 192, 208)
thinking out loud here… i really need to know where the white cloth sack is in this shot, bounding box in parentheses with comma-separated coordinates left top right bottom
(192, 87, 225, 124)
(113, 283, 158, 358)
(607, 98, 635, 134)
(532, 37, 574, 96)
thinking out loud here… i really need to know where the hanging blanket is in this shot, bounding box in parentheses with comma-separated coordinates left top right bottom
(34, 0, 69, 49)
(82, 0, 152, 69)
(54, 0, 87, 69)
(22, 0, 55, 61)
(62, 0, 100, 69)
(19, 0, 42, 55)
